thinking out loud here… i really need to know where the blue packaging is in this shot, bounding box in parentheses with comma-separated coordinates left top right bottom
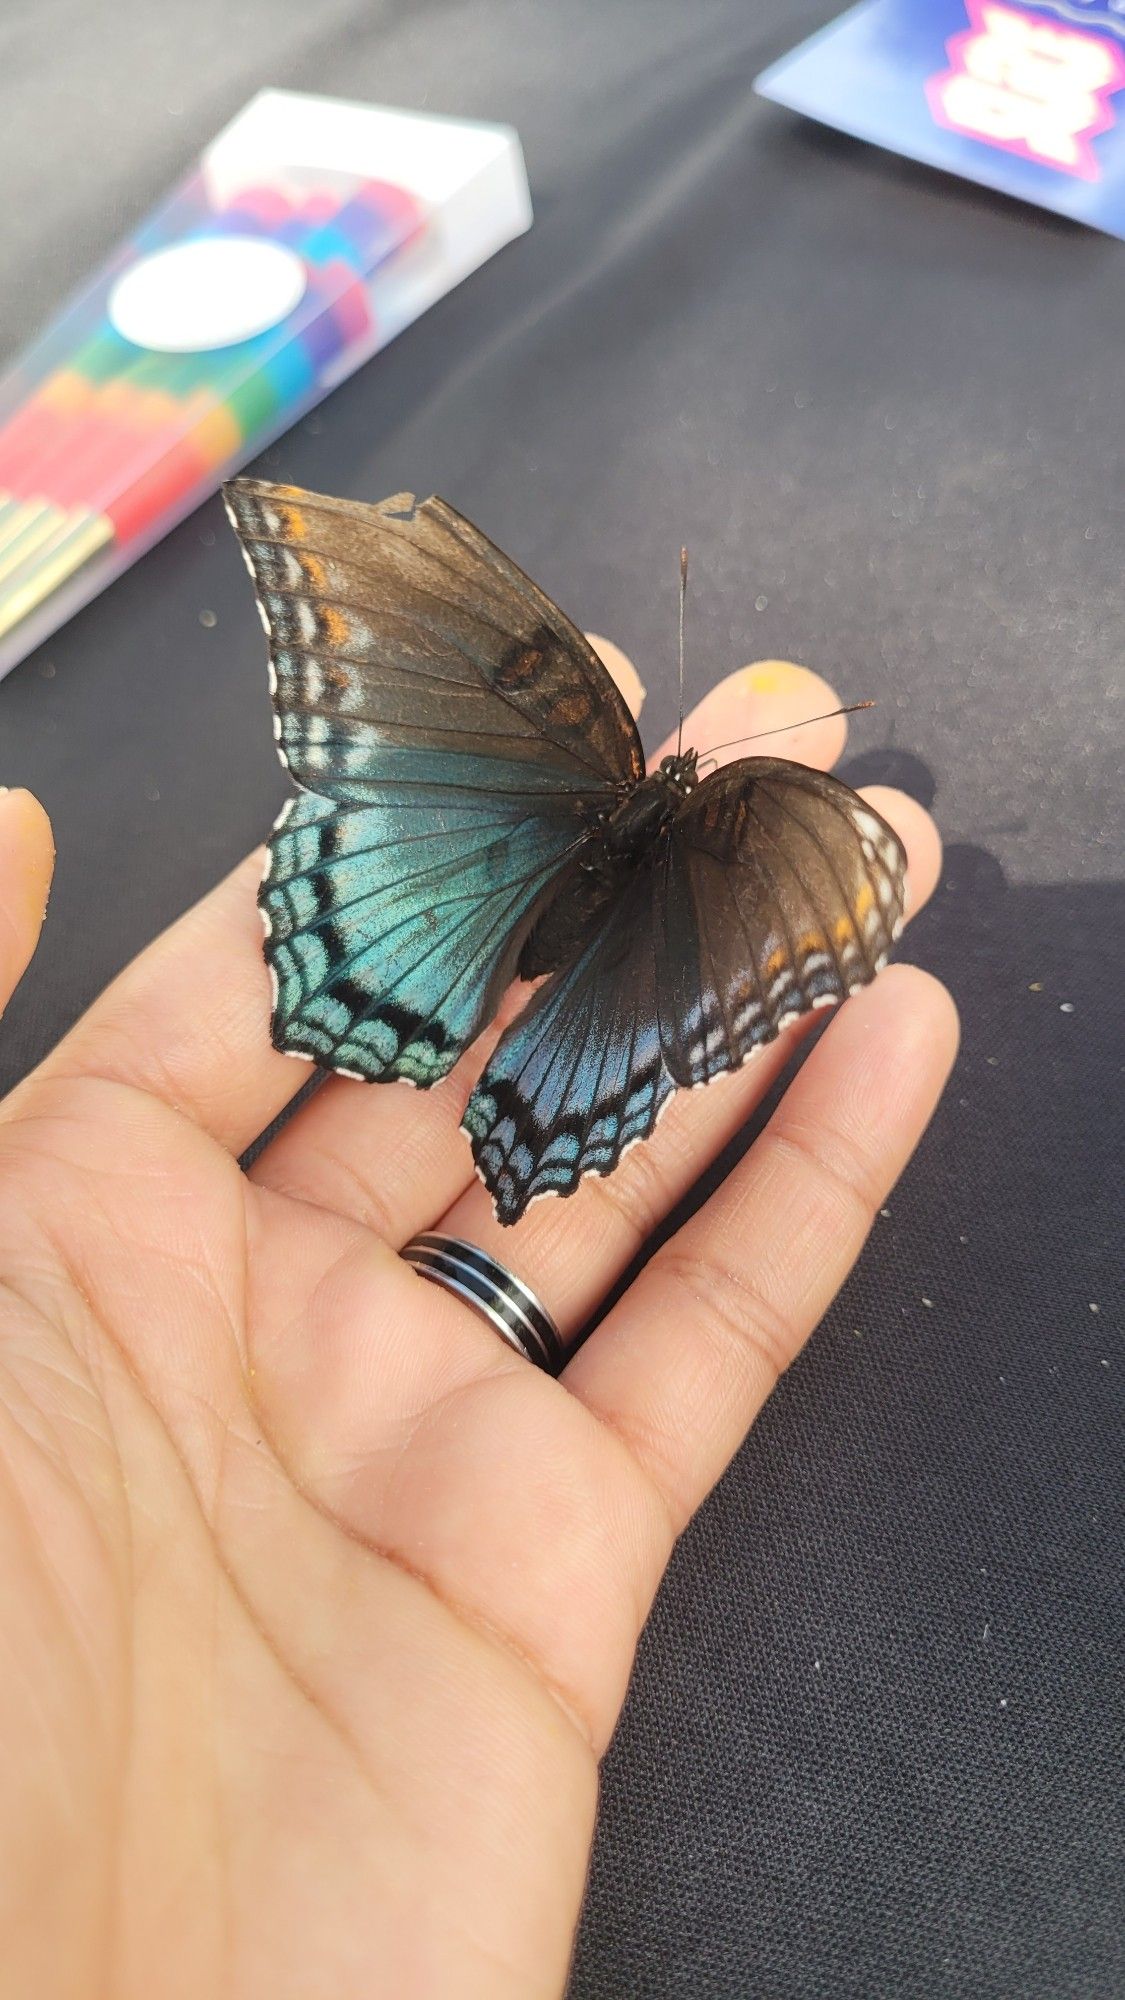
(756, 0, 1125, 234)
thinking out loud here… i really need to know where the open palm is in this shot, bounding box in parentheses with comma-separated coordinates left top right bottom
(0, 653, 955, 2000)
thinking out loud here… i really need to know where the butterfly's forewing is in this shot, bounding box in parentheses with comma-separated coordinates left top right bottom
(463, 864, 675, 1224)
(225, 481, 643, 798)
(225, 479, 642, 1083)
(465, 758, 906, 1223)
(655, 757, 907, 1084)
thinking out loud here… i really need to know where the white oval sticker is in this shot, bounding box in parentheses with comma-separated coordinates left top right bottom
(108, 235, 308, 353)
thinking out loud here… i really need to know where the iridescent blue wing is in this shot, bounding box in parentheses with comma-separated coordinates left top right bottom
(463, 865, 674, 1223)
(464, 758, 906, 1224)
(261, 788, 586, 1084)
(654, 757, 907, 1085)
(225, 479, 643, 1084)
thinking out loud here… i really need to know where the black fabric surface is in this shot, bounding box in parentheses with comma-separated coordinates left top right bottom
(2, 3, 1122, 1994)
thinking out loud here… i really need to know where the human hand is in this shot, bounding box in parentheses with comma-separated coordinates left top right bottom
(0, 652, 955, 1999)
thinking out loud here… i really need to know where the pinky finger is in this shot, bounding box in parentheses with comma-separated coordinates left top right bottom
(565, 964, 959, 1534)
(0, 790, 54, 1021)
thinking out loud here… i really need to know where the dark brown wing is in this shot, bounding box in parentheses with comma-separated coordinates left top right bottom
(464, 759, 906, 1225)
(655, 756, 907, 1085)
(224, 479, 643, 801)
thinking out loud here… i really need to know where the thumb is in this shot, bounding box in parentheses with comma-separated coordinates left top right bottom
(0, 790, 55, 1019)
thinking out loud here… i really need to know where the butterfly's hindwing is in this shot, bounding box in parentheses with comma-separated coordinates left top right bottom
(261, 789, 578, 1084)
(463, 867, 673, 1224)
(657, 758, 907, 1085)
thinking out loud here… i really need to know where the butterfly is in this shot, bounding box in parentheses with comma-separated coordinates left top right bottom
(224, 478, 907, 1226)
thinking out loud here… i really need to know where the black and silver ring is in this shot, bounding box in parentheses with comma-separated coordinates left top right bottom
(401, 1233, 565, 1375)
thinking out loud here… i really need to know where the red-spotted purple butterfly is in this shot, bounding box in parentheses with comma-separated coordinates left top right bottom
(225, 480, 906, 1224)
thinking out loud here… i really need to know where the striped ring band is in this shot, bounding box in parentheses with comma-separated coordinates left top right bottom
(400, 1234, 566, 1376)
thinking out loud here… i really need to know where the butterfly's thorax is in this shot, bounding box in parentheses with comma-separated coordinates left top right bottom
(602, 751, 699, 860)
(517, 752, 699, 979)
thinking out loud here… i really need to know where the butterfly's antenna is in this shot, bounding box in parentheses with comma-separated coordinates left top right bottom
(676, 546, 688, 757)
(701, 700, 875, 758)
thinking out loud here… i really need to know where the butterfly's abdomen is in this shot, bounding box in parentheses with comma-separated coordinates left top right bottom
(517, 857, 624, 979)
(517, 763, 695, 980)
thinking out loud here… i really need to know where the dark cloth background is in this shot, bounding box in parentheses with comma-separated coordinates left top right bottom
(1, 3, 1121, 1993)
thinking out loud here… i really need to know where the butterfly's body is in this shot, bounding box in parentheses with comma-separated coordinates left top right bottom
(226, 479, 907, 1225)
(521, 752, 701, 979)
(601, 749, 699, 853)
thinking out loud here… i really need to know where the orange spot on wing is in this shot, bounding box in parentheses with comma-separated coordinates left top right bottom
(854, 882, 875, 920)
(834, 914, 855, 944)
(280, 505, 306, 539)
(549, 690, 592, 726)
(321, 605, 351, 648)
(765, 947, 787, 979)
(302, 553, 327, 590)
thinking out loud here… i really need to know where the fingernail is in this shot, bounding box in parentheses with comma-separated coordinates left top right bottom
(743, 660, 811, 697)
